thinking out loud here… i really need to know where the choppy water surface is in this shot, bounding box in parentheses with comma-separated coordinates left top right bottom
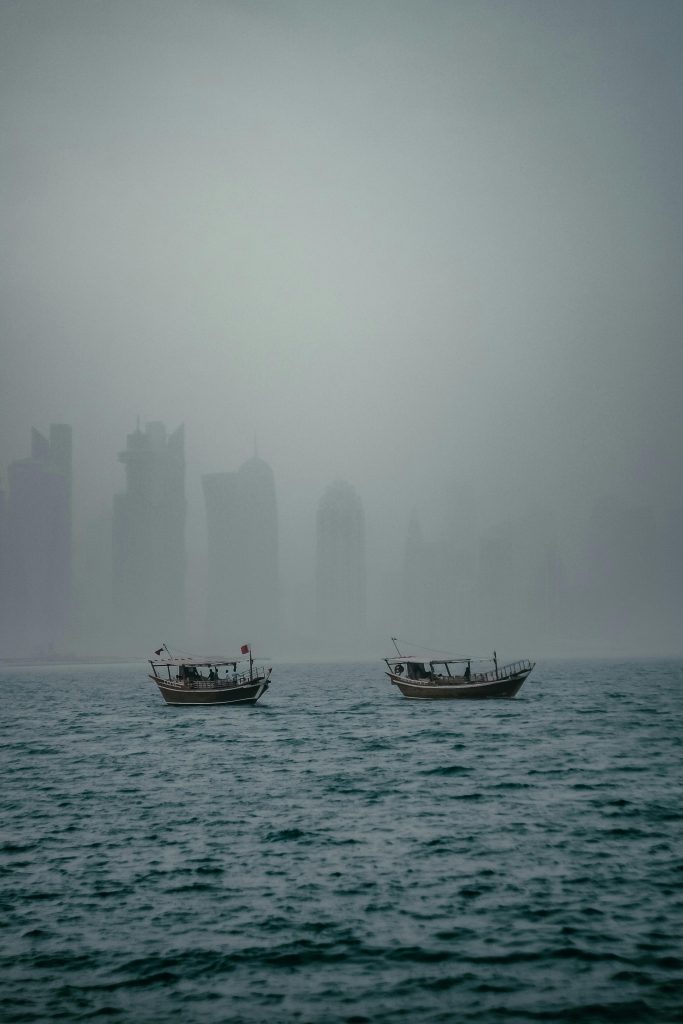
(1, 659, 682, 1022)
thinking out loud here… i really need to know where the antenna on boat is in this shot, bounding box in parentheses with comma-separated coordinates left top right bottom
(391, 636, 403, 657)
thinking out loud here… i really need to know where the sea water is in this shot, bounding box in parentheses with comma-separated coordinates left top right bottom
(1, 660, 681, 1023)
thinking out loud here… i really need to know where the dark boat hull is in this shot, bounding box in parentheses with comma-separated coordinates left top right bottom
(150, 676, 269, 705)
(388, 669, 532, 700)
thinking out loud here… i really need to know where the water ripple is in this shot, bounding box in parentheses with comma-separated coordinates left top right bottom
(1, 659, 682, 1022)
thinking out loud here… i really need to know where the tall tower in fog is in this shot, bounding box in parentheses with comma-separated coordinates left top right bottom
(203, 455, 279, 653)
(0, 476, 6, 653)
(401, 510, 459, 649)
(402, 510, 426, 636)
(315, 480, 366, 655)
(2, 425, 72, 657)
(113, 422, 185, 653)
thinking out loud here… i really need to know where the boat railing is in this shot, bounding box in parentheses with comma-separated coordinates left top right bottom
(153, 668, 258, 689)
(473, 659, 533, 683)
(182, 676, 250, 689)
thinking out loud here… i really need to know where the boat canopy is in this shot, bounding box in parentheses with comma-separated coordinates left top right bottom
(149, 656, 250, 667)
(385, 654, 470, 665)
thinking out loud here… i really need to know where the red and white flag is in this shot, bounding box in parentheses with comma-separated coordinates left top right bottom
(240, 644, 250, 655)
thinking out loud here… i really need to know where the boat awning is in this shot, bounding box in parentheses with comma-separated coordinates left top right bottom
(150, 656, 248, 667)
(385, 654, 470, 664)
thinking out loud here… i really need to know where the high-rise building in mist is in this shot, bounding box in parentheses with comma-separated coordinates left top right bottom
(402, 511, 426, 635)
(113, 422, 185, 653)
(203, 455, 279, 654)
(315, 480, 366, 655)
(401, 511, 459, 650)
(579, 496, 658, 648)
(72, 505, 114, 657)
(478, 512, 566, 654)
(0, 478, 6, 652)
(1, 425, 72, 657)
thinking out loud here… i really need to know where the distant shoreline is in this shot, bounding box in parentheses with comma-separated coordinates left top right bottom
(1, 652, 682, 669)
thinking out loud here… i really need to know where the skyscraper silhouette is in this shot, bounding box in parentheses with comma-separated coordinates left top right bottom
(203, 455, 279, 654)
(2, 425, 72, 657)
(0, 477, 7, 654)
(112, 422, 186, 653)
(315, 480, 366, 656)
(401, 510, 459, 649)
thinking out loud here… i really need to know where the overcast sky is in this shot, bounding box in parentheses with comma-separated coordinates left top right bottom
(2, 0, 682, 649)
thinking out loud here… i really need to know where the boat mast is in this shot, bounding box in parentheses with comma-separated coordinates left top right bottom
(391, 636, 403, 657)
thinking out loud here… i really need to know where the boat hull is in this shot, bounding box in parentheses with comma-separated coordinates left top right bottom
(388, 670, 531, 700)
(150, 676, 269, 705)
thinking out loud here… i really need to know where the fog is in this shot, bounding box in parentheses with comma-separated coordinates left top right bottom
(1, 0, 681, 661)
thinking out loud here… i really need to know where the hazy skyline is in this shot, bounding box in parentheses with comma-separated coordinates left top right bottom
(2, 1, 682, 658)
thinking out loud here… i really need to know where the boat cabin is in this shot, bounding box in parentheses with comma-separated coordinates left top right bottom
(405, 660, 430, 680)
(385, 655, 472, 681)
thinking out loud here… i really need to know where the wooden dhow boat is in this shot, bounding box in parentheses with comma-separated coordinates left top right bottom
(385, 640, 534, 700)
(149, 644, 271, 705)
